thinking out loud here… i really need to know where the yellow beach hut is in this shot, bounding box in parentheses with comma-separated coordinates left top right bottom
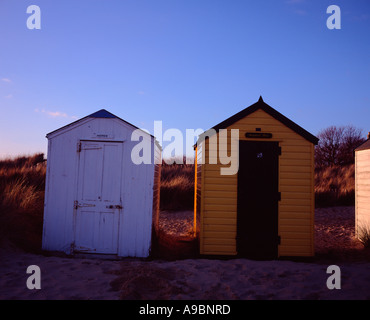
(194, 97, 319, 259)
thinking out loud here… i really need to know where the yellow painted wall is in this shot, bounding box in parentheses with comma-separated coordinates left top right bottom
(195, 108, 315, 257)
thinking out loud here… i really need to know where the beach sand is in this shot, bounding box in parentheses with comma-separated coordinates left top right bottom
(1, 206, 370, 300)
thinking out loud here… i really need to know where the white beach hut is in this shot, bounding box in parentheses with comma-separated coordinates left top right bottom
(42, 109, 161, 257)
(355, 135, 370, 239)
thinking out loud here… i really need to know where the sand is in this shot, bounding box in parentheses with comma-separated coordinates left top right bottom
(1, 206, 370, 300)
(0, 244, 121, 300)
(159, 210, 194, 237)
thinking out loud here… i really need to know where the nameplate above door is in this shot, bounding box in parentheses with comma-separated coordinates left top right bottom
(245, 132, 273, 139)
(91, 133, 114, 139)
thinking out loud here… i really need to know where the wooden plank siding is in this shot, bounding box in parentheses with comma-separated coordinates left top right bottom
(196, 108, 315, 257)
(355, 148, 370, 236)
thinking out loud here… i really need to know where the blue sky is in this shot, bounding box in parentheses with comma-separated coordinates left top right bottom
(0, 0, 369, 158)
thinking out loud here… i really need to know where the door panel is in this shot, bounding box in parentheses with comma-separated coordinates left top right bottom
(101, 144, 122, 202)
(80, 143, 103, 201)
(75, 141, 123, 254)
(237, 141, 279, 259)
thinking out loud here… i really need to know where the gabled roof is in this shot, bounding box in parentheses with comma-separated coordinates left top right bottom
(46, 109, 154, 139)
(355, 139, 370, 151)
(196, 96, 319, 146)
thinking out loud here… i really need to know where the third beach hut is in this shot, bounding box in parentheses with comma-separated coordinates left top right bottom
(355, 135, 370, 241)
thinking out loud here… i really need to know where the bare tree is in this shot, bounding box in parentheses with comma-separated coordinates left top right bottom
(315, 125, 365, 167)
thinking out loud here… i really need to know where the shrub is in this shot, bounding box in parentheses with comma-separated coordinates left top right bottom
(315, 125, 365, 168)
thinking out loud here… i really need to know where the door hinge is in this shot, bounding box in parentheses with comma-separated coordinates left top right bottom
(278, 146, 282, 156)
(77, 142, 81, 153)
(278, 192, 281, 201)
(277, 235, 281, 245)
(74, 200, 78, 209)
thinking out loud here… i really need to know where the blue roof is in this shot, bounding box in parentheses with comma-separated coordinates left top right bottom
(88, 109, 117, 119)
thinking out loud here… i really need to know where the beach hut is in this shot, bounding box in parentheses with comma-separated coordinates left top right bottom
(355, 134, 370, 240)
(194, 97, 319, 259)
(42, 109, 161, 258)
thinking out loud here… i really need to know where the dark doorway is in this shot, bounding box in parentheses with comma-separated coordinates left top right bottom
(237, 141, 280, 259)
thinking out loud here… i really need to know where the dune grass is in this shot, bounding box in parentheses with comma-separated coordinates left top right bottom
(0, 154, 46, 252)
(159, 160, 194, 211)
(315, 164, 355, 207)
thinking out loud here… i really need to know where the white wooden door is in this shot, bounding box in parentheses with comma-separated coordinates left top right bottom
(74, 141, 123, 254)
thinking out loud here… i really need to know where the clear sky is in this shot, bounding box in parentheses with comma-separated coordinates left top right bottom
(0, 0, 369, 158)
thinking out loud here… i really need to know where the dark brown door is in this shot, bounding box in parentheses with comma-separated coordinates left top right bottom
(237, 141, 279, 259)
